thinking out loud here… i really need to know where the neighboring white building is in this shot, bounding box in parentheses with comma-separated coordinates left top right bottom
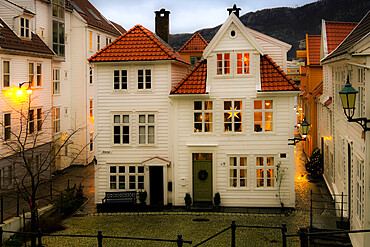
(0, 18, 54, 187)
(0, 0, 124, 170)
(91, 8, 300, 208)
(320, 12, 370, 247)
(170, 12, 299, 207)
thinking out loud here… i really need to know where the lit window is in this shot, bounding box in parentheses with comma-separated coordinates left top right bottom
(236, 53, 250, 74)
(194, 101, 213, 132)
(139, 114, 155, 144)
(217, 53, 230, 75)
(3, 113, 11, 141)
(256, 156, 275, 188)
(53, 69, 60, 94)
(113, 114, 130, 144)
(113, 70, 127, 90)
(138, 69, 151, 90)
(20, 18, 30, 38)
(89, 32, 92, 51)
(53, 107, 60, 133)
(254, 100, 273, 132)
(3, 61, 10, 88)
(223, 101, 242, 132)
(229, 157, 247, 188)
(89, 99, 93, 118)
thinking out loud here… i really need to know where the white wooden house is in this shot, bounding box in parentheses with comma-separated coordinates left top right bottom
(0, 0, 124, 170)
(91, 8, 299, 208)
(320, 12, 370, 247)
(0, 18, 54, 188)
(89, 9, 189, 207)
(170, 12, 299, 207)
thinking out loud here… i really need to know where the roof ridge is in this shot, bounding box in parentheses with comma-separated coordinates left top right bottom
(170, 59, 206, 94)
(325, 20, 358, 25)
(263, 54, 299, 90)
(138, 25, 176, 60)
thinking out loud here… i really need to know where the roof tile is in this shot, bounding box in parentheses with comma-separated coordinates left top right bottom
(326, 21, 357, 53)
(307, 35, 321, 65)
(178, 32, 208, 53)
(88, 25, 188, 64)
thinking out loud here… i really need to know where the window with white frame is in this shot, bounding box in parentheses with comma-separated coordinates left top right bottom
(3, 113, 11, 141)
(52, 0, 65, 56)
(256, 156, 275, 188)
(223, 100, 242, 132)
(229, 157, 247, 188)
(53, 69, 60, 94)
(29, 109, 35, 134)
(113, 114, 130, 144)
(236, 53, 250, 74)
(20, 17, 30, 38)
(194, 101, 213, 132)
(113, 70, 127, 90)
(106, 37, 111, 46)
(36, 108, 42, 132)
(53, 107, 60, 133)
(97, 34, 101, 51)
(90, 132, 93, 151)
(217, 53, 230, 75)
(3, 61, 10, 88)
(356, 158, 364, 222)
(89, 99, 93, 118)
(139, 114, 155, 144)
(28, 63, 42, 87)
(138, 69, 151, 90)
(357, 68, 365, 118)
(254, 100, 273, 132)
(109, 165, 144, 190)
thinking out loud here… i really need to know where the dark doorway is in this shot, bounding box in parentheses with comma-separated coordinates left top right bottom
(149, 166, 163, 206)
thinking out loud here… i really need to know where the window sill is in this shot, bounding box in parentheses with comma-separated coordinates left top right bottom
(111, 144, 131, 148)
(112, 90, 129, 93)
(136, 90, 152, 93)
(226, 187, 251, 191)
(252, 132, 276, 135)
(222, 132, 244, 135)
(137, 144, 157, 148)
(53, 94, 61, 96)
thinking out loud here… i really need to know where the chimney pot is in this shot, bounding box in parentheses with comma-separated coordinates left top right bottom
(155, 8, 170, 44)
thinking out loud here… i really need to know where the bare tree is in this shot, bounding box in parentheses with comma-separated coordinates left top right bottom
(0, 95, 87, 246)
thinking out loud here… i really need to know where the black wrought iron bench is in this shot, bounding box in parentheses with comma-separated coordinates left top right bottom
(102, 191, 137, 204)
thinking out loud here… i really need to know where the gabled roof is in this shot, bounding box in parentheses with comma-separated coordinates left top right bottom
(68, 0, 121, 36)
(306, 81, 323, 101)
(203, 13, 264, 58)
(260, 55, 299, 91)
(307, 35, 321, 65)
(88, 25, 188, 64)
(170, 59, 207, 94)
(0, 19, 53, 56)
(178, 32, 208, 53)
(4, 0, 35, 15)
(170, 55, 298, 94)
(322, 11, 370, 63)
(325, 21, 357, 54)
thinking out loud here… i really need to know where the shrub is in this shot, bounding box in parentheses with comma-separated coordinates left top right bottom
(305, 148, 323, 175)
(214, 192, 221, 207)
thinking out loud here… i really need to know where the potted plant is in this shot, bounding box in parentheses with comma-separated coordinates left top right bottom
(184, 193, 192, 210)
(213, 192, 221, 210)
(138, 190, 147, 205)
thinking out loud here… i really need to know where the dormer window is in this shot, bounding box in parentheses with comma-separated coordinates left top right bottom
(20, 18, 30, 38)
(236, 53, 250, 74)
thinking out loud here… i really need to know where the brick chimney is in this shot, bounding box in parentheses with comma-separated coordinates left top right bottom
(227, 4, 241, 17)
(155, 8, 170, 44)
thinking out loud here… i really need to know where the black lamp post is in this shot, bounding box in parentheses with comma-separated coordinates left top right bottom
(289, 118, 310, 145)
(19, 81, 33, 95)
(339, 76, 369, 131)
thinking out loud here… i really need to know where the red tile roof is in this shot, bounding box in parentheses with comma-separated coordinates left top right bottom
(307, 35, 321, 65)
(170, 55, 299, 94)
(170, 59, 207, 94)
(325, 21, 357, 53)
(260, 55, 299, 91)
(0, 19, 54, 56)
(178, 32, 208, 53)
(306, 81, 323, 101)
(68, 0, 121, 36)
(88, 25, 188, 64)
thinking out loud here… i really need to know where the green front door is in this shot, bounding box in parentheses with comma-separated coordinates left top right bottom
(193, 160, 212, 202)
